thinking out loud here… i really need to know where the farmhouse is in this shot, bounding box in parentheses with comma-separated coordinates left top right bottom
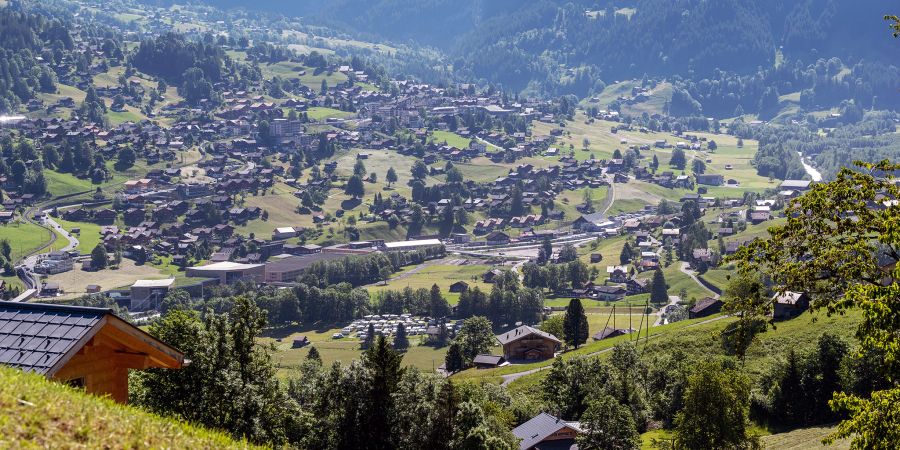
(695, 173, 724, 186)
(512, 412, 582, 450)
(449, 281, 469, 293)
(591, 285, 627, 301)
(496, 325, 561, 361)
(606, 265, 629, 283)
(0, 301, 184, 403)
(772, 291, 810, 320)
(272, 226, 300, 240)
(689, 297, 723, 319)
(485, 231, 510, 245)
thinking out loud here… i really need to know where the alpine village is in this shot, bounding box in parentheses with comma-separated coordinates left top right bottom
(1, 0, 900, 449)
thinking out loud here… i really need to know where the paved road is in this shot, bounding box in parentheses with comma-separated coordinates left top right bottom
(600, 178, 616, 216)
(15, 215, 79, 295)
(44, 215, 80, 252)
(679, 261, 719, 299)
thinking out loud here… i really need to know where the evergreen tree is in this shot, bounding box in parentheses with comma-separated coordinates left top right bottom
(563, 298, 589, 349)
(650, 269, 668, 305)
(620, 242, 634, 265)
(670, 148, 687, 170)
(393, 323, 409, 351)
(362, 323, 376, 349)
(429, 283, 449, 318)
(354, 159, 367, 178)
(445, 341, 465, 372)
(345, 175, 365, 198)
(361, 335, 404, 450)
(306, 346, 321, 363)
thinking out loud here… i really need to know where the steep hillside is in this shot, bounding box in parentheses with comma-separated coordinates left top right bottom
(0, 366, 260, 449)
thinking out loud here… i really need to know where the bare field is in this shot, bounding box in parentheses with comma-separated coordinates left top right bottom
(46, 260, 168, 299)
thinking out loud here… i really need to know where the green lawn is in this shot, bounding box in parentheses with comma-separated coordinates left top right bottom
(2, 220, 56, 262)
(1, 275, 24, 295)
(306, 107, 353, 121)
(367, 263, 494, 303)
(634, 261, 715, 302)
(106, 106, 147, 125)
(430, 130, 471, 149)
(0, 366, 258, 449)
(260, 323, 448, 373)
(54, 218, 102, 254)
(44, 170, 95, 197)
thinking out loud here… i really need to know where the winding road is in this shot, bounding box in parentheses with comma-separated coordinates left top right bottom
(678, 261, 719, 299)
(14, 212, 81, 296)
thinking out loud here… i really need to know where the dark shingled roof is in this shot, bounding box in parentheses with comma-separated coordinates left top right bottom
(512, 412, 581, 450)
(690, 297, 722, 313)
(472, 354, 505, 366)
(0, 301, 110, 374)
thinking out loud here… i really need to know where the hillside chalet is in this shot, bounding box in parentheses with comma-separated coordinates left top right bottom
(0, 301, 184, 403)
(512, 412, 582, 450)
(496, 325, 561, 361)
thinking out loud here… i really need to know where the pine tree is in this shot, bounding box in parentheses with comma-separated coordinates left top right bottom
(563, 298, 589, 349)
(361, 335, 404, 450)
(393, 323, 409, 351)
(429, 284, 449, 318)
(306, 346, 321, 363)
(445, 341, 465, 372)
(650, 269, 668, 305)
(620, 242, 633, 265)
(362, 323, 376, 349)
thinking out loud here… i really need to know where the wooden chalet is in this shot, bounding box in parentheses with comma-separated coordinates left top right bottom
(0, 301, 184, 403)
(496, 325, 560, 361)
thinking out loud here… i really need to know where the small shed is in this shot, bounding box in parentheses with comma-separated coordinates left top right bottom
(449, 281, 469, 293)
(472, 354, 506, 369)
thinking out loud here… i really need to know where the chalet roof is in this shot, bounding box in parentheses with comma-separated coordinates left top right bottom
(592, 327, 629, 340)
(0, 301, 183, 376)
(512, 412, 582, 450)
(773, 291, 807, 305)
(472, 354, 505, 366)
(690, 297, 722, 313)
(496, 325, 561, 346)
